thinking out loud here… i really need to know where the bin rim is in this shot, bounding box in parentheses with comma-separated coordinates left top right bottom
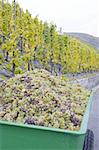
(0, 86, 98, 135)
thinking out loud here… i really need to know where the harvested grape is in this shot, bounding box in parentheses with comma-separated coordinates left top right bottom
(0, 69, 90, 131)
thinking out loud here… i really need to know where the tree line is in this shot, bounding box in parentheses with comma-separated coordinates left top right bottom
(0, 0, 99, 75)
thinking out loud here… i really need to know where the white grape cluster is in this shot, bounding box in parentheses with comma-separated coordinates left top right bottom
(0, 69, 90, 131)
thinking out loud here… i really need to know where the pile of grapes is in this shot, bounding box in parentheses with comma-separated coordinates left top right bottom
(0, 69, 90, 131)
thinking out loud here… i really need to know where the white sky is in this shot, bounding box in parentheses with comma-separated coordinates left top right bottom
(9, 0, 99, 37)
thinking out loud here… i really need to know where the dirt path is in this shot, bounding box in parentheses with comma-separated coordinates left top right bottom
(88, 88, 99, 150)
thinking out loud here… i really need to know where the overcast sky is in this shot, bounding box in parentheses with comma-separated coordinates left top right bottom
(9, 0, 99, 37)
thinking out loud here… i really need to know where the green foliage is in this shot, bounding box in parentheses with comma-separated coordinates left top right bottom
(0, 53, 3, 64)
(0, 0, 99, 74)
(14, 67, 24, 74)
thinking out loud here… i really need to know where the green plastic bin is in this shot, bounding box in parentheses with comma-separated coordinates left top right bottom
(0, 89, 95, 150)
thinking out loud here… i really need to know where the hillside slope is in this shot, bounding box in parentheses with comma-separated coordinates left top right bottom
(66, 33, 99, 50)
(0, 1, 99, 81)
